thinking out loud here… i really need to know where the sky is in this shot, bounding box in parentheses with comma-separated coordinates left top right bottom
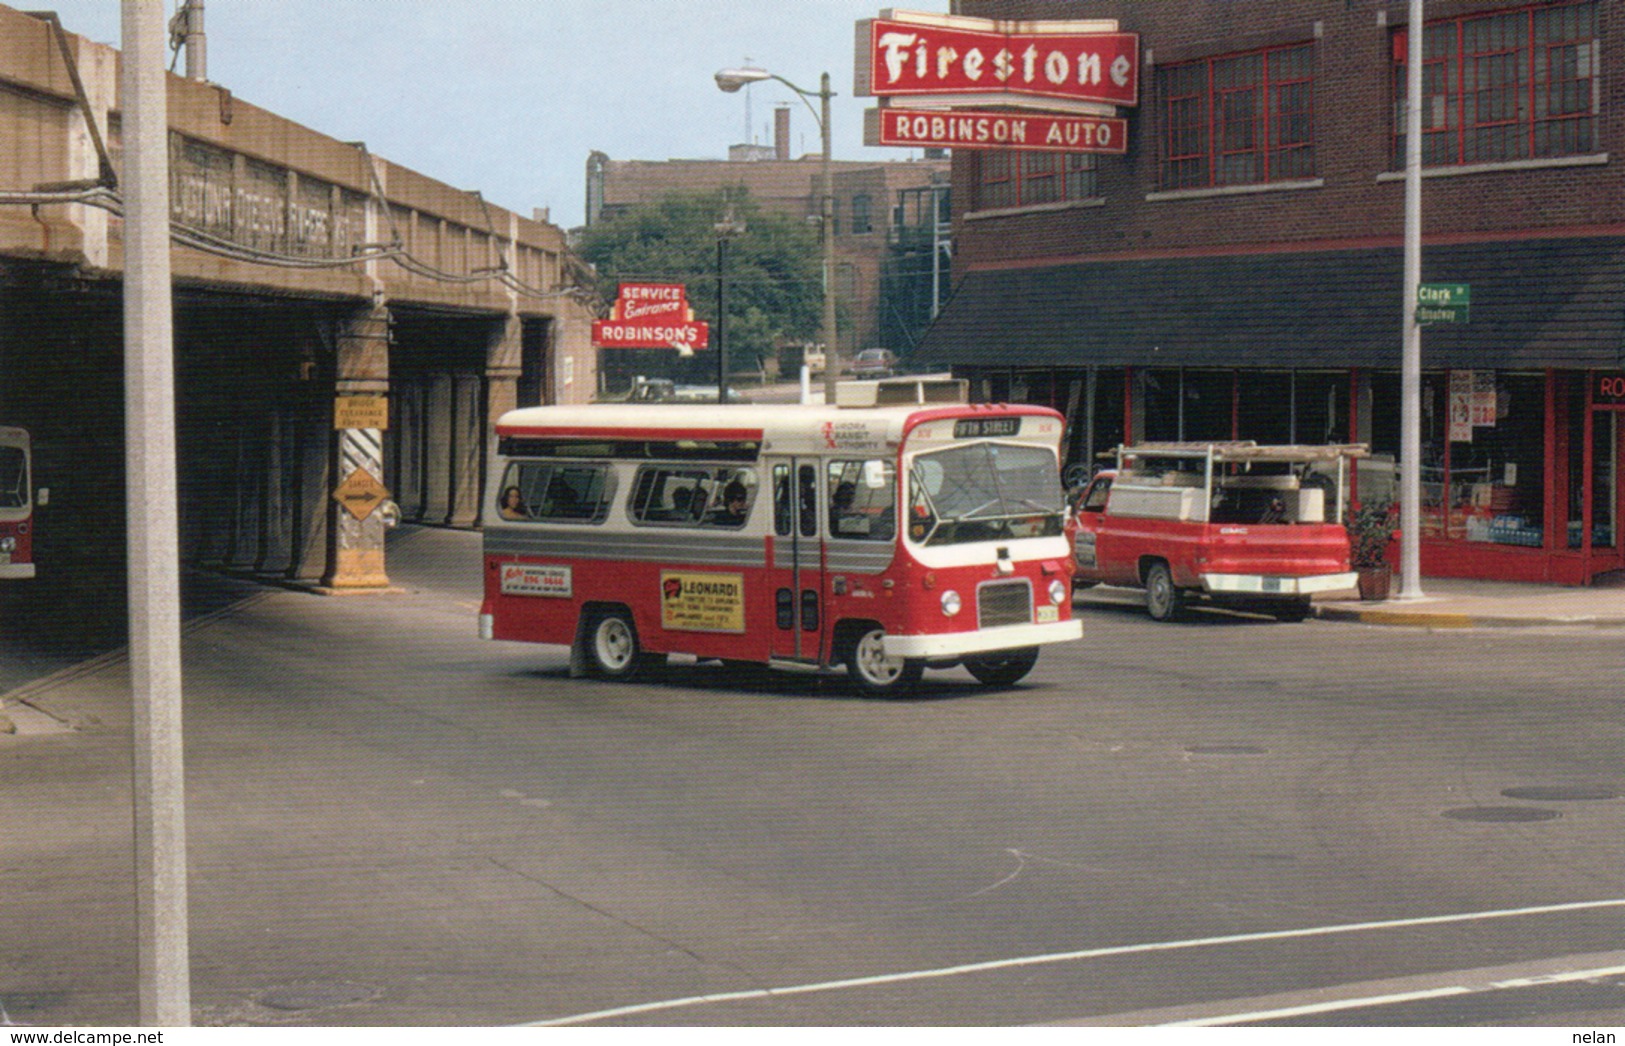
(41, 1, 932, 230)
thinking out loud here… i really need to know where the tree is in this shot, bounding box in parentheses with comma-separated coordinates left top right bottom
(576, 189, 820, 386)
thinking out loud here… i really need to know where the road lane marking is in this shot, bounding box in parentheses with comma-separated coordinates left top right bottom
(526, 896, 1625, 1026)
(1161, 958, 1625, 1026)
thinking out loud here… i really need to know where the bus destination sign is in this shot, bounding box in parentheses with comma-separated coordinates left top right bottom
(953, 417, 1022, 438)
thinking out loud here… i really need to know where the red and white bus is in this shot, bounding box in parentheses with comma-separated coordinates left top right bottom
(479, 396, 1082, 694)
(0, 425, 35, 579)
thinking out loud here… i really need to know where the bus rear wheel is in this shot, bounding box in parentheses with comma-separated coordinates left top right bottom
(846, 626, 924, 697)
(584, 609, 641, 679)
(964, 646, 1040, 686)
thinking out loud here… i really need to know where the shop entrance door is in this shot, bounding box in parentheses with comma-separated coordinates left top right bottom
(1591, 407, 1624, 566)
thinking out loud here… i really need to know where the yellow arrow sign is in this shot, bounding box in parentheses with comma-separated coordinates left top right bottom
(332, 467, 391, 521)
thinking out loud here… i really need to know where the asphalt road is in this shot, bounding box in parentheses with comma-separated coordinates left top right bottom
(3, 525, 1622, 1027)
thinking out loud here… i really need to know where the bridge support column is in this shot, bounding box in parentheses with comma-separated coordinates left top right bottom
(447, 374, 483, 528)
(484, 314, 524, 511)
(323, 305, 391, 588)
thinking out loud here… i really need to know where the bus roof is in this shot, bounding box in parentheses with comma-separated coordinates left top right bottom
(495, 402, 1064, 457)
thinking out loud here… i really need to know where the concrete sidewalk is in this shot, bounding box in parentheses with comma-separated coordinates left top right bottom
(1313, 576, 1625, 629)
(1078, 576, 1625, 629)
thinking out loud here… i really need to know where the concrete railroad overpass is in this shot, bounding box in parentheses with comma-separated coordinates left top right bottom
(0, 5, 596, 617)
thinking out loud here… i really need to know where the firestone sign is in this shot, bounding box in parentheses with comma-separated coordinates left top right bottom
(591, 282, 710, 351)
(858, 14, 1139, 109)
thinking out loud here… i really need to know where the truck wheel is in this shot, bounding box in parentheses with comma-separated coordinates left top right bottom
(583, 609, 641, 679)
(846, 626, 924, 697)
(1272, 598, 1313, 623)
(1144, 562, 1183, 622)
(964, 647, 1040, 686)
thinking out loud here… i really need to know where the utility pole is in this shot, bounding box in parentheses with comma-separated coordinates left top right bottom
(1399, 0, 1426, 600)
(819, 72, 839, 407)
(169, 0, 205, 81)
(124, 0, 192, 1025)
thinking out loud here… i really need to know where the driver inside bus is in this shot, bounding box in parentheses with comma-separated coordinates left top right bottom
(712, 480, 750, 526)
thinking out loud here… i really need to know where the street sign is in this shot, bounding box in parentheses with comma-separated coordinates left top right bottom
(1417, 283, 1470, 324)
(334, 395, 388, 430)
(332, 466, 391, 521)
(866, 106, 1127, 153)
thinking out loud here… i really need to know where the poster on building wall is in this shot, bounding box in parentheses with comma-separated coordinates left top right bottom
(1470, 370, 1497, 427)
(1448, 370, 1498, 442)
(1448, 371, 1474, 443)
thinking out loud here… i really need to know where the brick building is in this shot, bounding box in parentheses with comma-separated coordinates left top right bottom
(585, 110, 948, 366)
(920, 0, 1625, 585)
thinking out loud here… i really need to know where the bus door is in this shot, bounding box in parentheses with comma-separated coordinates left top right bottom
(765, 457, 827, 663)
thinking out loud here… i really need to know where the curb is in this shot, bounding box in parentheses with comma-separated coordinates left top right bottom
(1312, 605, 1625, 629)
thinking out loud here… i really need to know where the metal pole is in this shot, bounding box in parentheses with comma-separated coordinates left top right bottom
(820, 72, 839, 406)
(123, 0, 191, 1025)
(716, 234, 727, 405)
(1399, 0, 1426, 599)
(182, 0, 205, 81)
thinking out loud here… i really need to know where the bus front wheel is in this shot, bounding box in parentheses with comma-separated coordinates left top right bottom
(584, 609, 641, 679)
(846, 626, 924, 697)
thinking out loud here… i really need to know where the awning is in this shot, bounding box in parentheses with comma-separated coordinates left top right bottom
(917, 236, 1625, 372)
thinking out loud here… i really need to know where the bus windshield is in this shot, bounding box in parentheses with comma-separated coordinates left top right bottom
(0, 444, 27, 509)
(907, 441, 1065, 546)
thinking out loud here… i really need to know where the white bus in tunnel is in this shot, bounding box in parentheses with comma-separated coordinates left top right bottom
(0, 426, 36, 579)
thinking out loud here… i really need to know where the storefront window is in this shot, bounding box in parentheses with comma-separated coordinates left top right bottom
(1449, 373, 1544, 547)
(1238, 372, 1293, 444)
(1294, 372, 1347, 446)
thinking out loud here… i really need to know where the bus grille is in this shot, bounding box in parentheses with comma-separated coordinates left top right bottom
(978, 580, 1033, 628)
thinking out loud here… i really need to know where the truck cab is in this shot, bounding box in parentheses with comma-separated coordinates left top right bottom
(1069, 442, 1366, 621)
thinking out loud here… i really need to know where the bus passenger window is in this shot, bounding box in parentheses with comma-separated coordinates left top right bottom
(497, 462, 612, 524)
(772, 464, 792, 536)
(797, 465, 818, 538)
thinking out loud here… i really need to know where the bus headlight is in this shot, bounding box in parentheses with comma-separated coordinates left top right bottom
(940, 589, 962, 616)
(0, 536, 13, 552)
(1049, 579, 1068, 605)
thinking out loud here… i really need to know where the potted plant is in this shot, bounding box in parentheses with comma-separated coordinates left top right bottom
(1347, 500, 1397, 600)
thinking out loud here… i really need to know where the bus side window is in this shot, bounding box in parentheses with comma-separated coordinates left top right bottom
(797, 464, 818, 538)
(772, 464, 792, 536)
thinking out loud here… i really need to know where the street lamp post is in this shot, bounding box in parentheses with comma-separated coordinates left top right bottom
(714, 215, 745, 405)
(715, 66, 838, 404)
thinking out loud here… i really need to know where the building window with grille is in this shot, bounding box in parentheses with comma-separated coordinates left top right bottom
(972, 151, 1097, 211)
(1158, 42, 1315, 191)
(850, 194, 872, 234)
(1391, 1, 1598, 167)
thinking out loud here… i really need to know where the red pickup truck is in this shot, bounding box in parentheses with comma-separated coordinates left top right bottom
(1069, 442, 1366, 621)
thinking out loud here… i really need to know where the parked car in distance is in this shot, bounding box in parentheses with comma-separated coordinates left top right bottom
(801, 345, 826, 374)
(849, 348, 898, 378)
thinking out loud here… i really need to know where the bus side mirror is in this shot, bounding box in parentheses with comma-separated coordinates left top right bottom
(376, 499, 400, 529)
(35, 487, 49, 506)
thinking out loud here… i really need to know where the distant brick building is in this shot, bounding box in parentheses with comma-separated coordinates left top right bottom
(585, 111, 948, 364)
(920, 0, 1625, 585)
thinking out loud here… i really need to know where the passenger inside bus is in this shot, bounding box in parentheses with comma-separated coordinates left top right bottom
(499, 485, 528, 520)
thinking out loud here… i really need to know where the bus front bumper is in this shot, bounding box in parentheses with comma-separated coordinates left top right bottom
(884, 618, 1083, 659)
